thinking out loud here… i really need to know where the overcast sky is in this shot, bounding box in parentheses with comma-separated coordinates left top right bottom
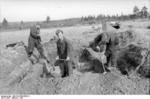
(0, 0, 149, 22)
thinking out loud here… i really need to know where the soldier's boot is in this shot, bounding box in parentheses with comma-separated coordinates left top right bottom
(60, 63, 66, 78)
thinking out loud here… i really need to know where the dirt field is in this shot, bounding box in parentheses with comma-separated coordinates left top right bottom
(0, 20, 150, 94)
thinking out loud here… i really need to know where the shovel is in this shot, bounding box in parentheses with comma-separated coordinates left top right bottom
(99, 53, 107, 74)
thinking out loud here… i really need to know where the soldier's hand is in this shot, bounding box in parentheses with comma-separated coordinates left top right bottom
(29, 55, 37, 64)
(66, 56, 70, 61)
(96, 46, 100, 52)
(56, 56, 59, 60)
(46, 59, 50, 63)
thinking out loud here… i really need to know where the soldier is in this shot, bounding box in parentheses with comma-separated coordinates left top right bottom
(55, 29, 73, 78)
(27, 25, 51, 77)
(89, 32, 119, 72)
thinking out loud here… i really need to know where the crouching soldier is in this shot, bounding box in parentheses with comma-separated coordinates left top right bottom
(55, 29, 73, 78)
(27, 25, 51, 77)
(89, 32, 119, 72)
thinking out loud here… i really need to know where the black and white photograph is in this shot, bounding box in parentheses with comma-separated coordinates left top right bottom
(0, 0, 150, 96)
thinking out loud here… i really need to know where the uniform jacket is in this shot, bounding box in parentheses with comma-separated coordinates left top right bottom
(90, 32, 119, 53)
(30, 26, 41, 40)
(27, 26, 43, 57)
(57, 37, 73, 59)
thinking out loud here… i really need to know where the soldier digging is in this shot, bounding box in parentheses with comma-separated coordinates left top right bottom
(27, 25, 51, 77)
(55, 29, 73, 78)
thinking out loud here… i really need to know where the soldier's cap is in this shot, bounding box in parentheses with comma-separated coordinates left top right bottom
(30, 25, 40, 33)
(55, 29, 63, 36)
(36, 25, 40, 30)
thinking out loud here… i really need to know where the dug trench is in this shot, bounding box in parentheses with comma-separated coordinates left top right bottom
(0, 29, 149, 94)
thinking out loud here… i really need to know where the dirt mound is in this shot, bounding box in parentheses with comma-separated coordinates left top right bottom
(0, 44, 57, 94)
(114, 30, 150, 78)
(116, 44, 147, 75)
(0, 47, 28, 79)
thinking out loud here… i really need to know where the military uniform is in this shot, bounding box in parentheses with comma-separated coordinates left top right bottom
(28, 25, 48, 62)
(90, 32, 119, 67)
(56, 37, 73, 77)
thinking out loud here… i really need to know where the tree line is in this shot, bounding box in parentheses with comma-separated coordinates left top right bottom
(81, 6, 149, 24)
(1, 5, 149, 28)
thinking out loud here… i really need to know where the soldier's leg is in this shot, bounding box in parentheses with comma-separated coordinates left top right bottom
(40, 62, 47, 78)
(64, 61, 68, 77)
(67, 61, 73, 76)
(36, 42, 49, 63)
(28, 37, 36, 64)
(59, 62, 65, 78)
(64, 61, 69, 76)
(111, 52, 117, 67)
(104, 50, 112, 72)
(36, 45, 45, 59)
(36, 41, 50, 64)
(39, 58, 54, 78)
(105, 52, 111, 67)
(35, 41, 53, 77)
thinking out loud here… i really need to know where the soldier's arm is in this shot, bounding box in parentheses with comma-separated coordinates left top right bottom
(37, 36, 42, 42)
(89, 41, 100, 52)
(100, 44, 106, 54)
(30, 32, 40, 39)
(66, 38, 73, 58)
(56, 41, 60, 59)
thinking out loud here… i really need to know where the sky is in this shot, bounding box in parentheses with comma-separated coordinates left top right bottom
(0, 0, 149, 22)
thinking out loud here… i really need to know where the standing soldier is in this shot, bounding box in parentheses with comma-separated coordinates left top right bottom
(55, 29, 73, 78)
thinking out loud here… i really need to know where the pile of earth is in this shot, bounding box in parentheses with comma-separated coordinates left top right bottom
(115, 29, 150, 78)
